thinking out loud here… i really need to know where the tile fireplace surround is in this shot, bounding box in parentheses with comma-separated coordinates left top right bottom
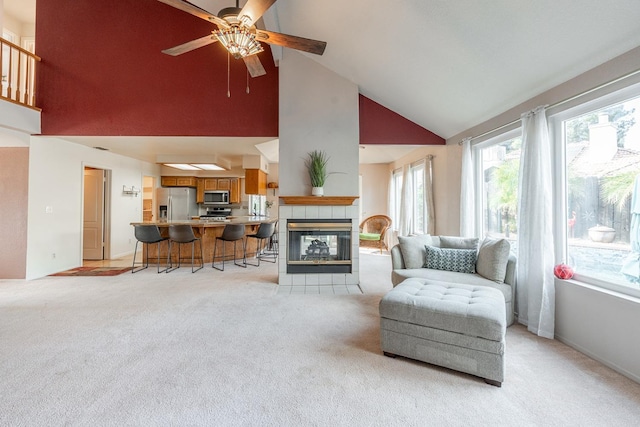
(278, 197, 360, 293)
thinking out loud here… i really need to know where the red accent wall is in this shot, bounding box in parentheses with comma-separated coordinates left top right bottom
(35, 0, 278, 137)
(359, 95, 444, 145)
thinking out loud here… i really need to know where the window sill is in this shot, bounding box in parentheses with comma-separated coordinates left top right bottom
(556, 277, 640, 303)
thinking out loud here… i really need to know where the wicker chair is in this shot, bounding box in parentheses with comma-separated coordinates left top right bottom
(359, 215, 392, 253)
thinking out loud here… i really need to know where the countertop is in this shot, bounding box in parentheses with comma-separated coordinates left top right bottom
(131, 216, 277, 227)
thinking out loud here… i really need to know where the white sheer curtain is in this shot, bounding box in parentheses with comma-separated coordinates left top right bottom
(517, 106, 555, 339)
(424, 155, 435, 235)
(398, 164, 413, 236)
(460, 138, 475, 237)
(387, 169, 399, 248)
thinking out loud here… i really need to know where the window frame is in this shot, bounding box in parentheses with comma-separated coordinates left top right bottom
(473, 128, 523, 242)
(549, 81, 640, 298)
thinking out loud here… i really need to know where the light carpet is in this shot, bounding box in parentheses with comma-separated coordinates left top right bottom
(1, 251, 640, 426)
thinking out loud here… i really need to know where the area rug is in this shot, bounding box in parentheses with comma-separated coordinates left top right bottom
(50, 267, 132, 276)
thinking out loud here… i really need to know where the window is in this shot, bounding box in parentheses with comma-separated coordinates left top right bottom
(476, 133, 521, 252)
(248, 194, 266, 216)
(557, 94, 640, 292)
(389, 161, 431, 235)
(411, 162, 426, 234)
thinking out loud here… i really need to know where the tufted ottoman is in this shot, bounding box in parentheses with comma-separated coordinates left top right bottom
(379, 278, 506, 386)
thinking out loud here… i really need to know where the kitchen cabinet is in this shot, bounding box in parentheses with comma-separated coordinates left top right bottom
(245, 169, 267, 195)
(217, 178, 230, 190)
(203, 178, 218, 190)
(229, 178, 240, 204)
(196, 177, 241, 204)
(161, 176, 197, 188)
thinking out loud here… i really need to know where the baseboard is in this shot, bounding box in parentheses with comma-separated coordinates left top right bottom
(110, 250, 134, 259)
(555, 333, 640, 384)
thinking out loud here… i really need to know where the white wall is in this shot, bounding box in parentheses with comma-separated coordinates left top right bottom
(0, 100, 40, 134)
(26, 137, 161, 279)
(358, 163, 389, 221)
(445, 45, 640, 383)
(278, 50, 359, 197)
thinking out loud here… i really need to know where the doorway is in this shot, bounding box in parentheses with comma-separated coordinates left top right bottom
(83, 167, 111, 261)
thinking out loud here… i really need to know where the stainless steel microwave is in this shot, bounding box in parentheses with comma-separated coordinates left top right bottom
(203, 190, 229, 205)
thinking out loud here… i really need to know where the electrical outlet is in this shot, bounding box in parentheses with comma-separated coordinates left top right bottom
(45, 206, 53, 214)
(52, 253, 56, 259)
(128, 238, 132, 244)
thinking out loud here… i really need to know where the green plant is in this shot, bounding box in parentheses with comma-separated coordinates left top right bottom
(305, 150, 329, 187)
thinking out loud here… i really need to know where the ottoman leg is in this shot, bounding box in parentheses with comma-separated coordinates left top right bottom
(484, 378, 502, 387)
(383, 351, 397, 358)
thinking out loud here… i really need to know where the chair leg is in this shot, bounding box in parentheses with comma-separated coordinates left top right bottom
(132, 240, 148, 273)
(156, 241, 168, 273)
(212, 238, 225, 271)
(166, 241, 179, 273)
(246, 237, 261, 267)
(191, 239, 203, 273)
(234, 238, 247, 268)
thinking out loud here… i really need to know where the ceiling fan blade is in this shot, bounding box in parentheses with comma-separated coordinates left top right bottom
(243, 55, 267, 78)
(157, 0, 229, 28)
(239, 0, 277, 28)
(256, 30, 326, 55)
(162, 34, 218, 56)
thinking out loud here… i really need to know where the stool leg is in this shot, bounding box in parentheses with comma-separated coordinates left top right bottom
(191, 239, 203, 273)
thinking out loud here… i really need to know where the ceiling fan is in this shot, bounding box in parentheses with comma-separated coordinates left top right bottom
(158, 0, 327, 78)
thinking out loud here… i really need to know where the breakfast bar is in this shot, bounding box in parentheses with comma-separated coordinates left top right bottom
(131, 217, 277, 266)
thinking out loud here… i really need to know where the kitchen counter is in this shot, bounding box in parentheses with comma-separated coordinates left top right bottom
(131, 217, 277, 265)
(131, 216, 276, 227)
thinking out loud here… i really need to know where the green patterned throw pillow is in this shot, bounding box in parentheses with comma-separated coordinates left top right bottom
(424, 245, 476, 273)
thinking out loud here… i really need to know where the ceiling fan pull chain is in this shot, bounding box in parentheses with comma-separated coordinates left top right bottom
(246, 69, 250, 94)
(227, 51, 231, 98)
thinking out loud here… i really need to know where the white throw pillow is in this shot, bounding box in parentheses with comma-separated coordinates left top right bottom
(439, 236, 479, 249)
(398, 234, 432, 269)
(476, 237, 511, 283)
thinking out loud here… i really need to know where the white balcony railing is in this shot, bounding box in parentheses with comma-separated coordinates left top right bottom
(1, 36, 41, 110)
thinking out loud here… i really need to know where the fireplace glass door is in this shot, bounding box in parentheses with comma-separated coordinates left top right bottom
(287, 219, 352, 273)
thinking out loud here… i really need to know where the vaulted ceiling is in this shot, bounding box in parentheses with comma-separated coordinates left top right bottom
(5, 0, 640, 163)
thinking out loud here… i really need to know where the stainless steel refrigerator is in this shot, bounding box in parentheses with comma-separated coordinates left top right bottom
(157, 187, 198, 221)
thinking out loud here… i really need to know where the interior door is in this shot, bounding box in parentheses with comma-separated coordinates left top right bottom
(83, 168, 105, 260)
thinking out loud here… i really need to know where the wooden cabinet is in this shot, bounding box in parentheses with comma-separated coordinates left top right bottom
(161, 176, 197, 188)
(196, 177, 242, 204)
(245, 169, 267, 195)
(196, 179, 204, 203)
(217, 178, 230, 190)
(229, 178, 240, 204)
(203, 178, 218, 190)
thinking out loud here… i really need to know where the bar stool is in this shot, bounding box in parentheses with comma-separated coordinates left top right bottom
(167, 224, 203, 273)
(212, 223, 247, 271)
(132, 224, 169, 273)
(246, 221, 277, 266)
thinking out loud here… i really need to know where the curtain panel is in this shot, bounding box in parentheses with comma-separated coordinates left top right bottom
(516, 106, 556, 339)
(460, 138, 475, 237)
(424, 155, 435, 235)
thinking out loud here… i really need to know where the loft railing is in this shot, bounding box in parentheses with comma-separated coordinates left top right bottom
(0, 36, 41, 110)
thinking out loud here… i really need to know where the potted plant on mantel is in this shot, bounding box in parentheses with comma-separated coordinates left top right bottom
(305, 150, 329, 196)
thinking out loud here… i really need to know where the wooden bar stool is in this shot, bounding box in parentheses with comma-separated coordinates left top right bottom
(167, 224, 203, 273)
(132, 224, 169, 273)
(212, 224, 246, 271)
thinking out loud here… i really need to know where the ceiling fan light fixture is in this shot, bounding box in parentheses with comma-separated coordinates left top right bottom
(214, 25, 263, 59)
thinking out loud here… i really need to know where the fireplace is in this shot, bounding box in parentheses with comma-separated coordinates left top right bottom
(287, 219, 352, 274)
